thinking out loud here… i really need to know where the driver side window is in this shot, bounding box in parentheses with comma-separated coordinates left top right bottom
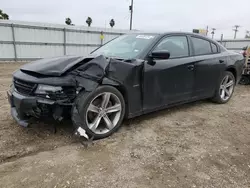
(153, 36, 189, 58)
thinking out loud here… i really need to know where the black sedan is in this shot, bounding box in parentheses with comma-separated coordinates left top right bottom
(7, 32, 244, 139)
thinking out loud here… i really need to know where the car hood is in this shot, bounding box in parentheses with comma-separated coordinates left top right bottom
(20, 55, 96, 76)
(14, 55, 145, 92)
(18, 55, 145, 93)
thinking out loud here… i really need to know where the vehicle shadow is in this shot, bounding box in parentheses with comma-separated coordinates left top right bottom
(24, 99, 211, 138)
(25, 118, 75, 137)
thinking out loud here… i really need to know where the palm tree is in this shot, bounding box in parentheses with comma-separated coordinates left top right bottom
(65, 17, 73, 25)
(86, 17, 92, 27)
(245, 30, 250, 38)
(0, 9, 9, 20)
(109, 19, 115, 28)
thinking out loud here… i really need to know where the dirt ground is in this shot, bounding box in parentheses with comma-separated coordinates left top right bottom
(0, 62, 250, 188)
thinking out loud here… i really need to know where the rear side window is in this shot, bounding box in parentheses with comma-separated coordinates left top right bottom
(191, 37, 212, 55)
(211, 43, 218, 53)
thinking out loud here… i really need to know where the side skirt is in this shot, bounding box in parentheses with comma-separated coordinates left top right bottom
(127, 96, 211, 119)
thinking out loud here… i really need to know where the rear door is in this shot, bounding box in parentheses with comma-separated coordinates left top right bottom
(143, 35, 196, 111)
(189, 36, 226, 99)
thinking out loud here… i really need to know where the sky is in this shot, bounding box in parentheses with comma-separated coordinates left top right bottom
(1, 0, 250, 39)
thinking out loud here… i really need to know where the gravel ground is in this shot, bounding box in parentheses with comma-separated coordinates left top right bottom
(0, 62, 250, 188)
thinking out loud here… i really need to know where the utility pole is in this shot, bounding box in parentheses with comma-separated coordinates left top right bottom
(206, 26, 209, 36)
(233, 25, 240, 39)
(211, 28, 216, 39)
(129, 0, 134, 30)
(220, 34, 224, 43)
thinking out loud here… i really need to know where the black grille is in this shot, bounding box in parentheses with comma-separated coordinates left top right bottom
(14, 79, 37, 95)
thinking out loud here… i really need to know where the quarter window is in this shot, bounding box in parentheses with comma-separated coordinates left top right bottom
(153, 36, 189, 58)
(191, 37, 212, 55)
(211, 43, 218, 53)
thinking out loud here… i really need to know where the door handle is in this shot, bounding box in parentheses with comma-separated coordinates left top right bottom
(187, 65, 194, 71)
(219, 60, 224, 63)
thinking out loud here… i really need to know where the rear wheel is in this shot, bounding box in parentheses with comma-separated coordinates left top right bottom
(212, 71, 235, 104)
(73, 86, 125, 139)
(239, 75, 250, 85)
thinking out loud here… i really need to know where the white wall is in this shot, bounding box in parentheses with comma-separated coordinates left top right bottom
(220, 39, 250, 52)
(0, 20, 131, 61)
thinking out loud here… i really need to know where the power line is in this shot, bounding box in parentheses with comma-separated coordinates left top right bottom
(233, 25, 240, 39)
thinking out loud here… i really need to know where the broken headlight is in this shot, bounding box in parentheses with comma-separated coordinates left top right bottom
(35, 84, 63, 95)
(35, 84, 76, 101)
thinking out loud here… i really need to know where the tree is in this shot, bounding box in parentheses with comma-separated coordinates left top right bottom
(86, 17, 92, 27)
(65, 17, 73, 25)
(0, 9, 9, 20)
(245, 30, 250, 39)
(109, 19, 115, 28)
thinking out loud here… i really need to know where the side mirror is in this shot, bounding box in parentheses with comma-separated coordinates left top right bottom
(149, 50, 170, 60)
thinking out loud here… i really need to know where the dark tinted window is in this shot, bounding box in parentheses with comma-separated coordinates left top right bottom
(153, 36, 189, 58)
(211, 43, 218, 53)
(191, 37, 212, 55)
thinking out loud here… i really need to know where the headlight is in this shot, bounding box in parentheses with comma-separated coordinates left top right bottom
(35, 84, 63, 94)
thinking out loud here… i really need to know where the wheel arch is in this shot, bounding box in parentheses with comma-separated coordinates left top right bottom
(101, 78, 129, 118)
(226, 66, 237, 81)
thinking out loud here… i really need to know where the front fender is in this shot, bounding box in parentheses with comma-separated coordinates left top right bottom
(101, 77, 142, 118)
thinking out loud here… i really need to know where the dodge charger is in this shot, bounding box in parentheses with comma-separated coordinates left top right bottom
(7, 32, 245, 139)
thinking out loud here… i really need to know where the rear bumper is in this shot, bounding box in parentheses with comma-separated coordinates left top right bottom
(7, 90, 71, 127)
(242, 59, 250, 75)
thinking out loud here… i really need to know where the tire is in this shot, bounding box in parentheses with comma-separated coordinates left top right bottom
(72, 85, 125, 139)
(239, 75, 250, 85)
(212, 71, 235, 104)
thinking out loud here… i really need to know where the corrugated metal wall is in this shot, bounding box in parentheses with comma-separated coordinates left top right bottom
(2, 20, 248, 61)
(220, 39, 250, 52)
(0, 20, 131, 61)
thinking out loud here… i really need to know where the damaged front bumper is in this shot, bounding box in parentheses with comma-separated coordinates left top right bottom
(7, 90, 71, 127)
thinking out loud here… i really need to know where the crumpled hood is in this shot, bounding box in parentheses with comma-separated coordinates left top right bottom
(20, 55, 95, 76)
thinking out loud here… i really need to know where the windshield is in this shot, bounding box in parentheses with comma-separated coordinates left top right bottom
(91, 34, 157, 59)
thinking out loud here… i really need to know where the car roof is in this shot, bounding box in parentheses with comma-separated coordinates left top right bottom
(128, 31, 218, 43)
(129, 31, 208, 37)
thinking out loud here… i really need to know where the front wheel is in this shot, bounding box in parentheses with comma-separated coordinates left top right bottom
(212, 71, 235, 104)
(73, 86, 125, 139)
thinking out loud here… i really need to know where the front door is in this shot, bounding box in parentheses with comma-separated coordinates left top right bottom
(143, 35, 196, 111)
